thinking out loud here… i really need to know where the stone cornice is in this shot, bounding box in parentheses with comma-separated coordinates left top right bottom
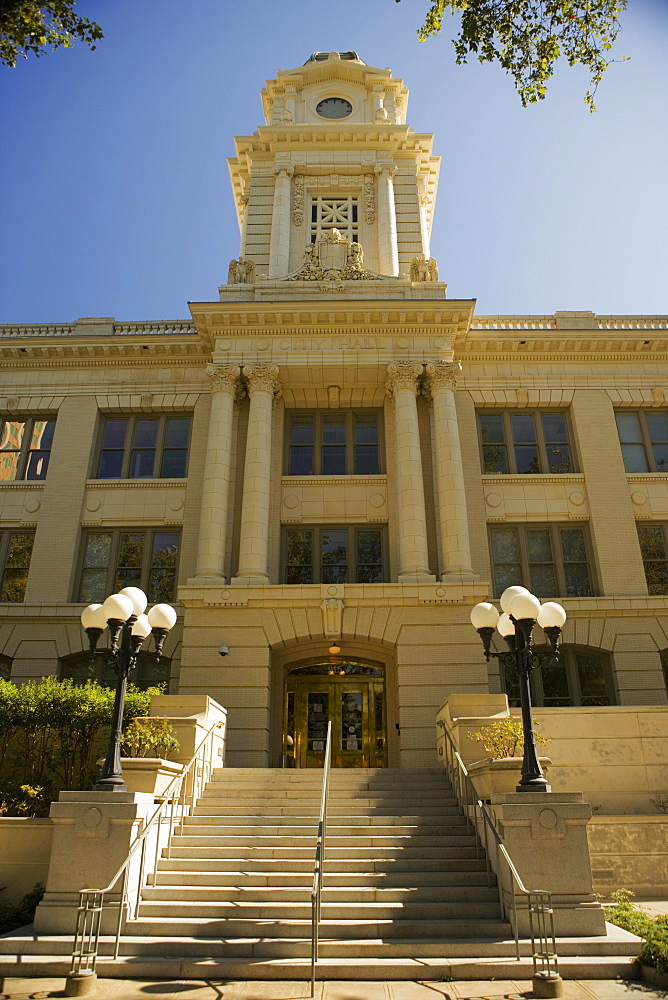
(282, 476, 387, 486)
(481, 474, 586, 485)
(85, 479, 186, 489)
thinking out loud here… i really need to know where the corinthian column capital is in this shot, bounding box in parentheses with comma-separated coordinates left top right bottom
(385, 361, 423, 397)
(243, 363, 281, 396)
(205, 364, 241, 395)
(425, 360, 462, 393)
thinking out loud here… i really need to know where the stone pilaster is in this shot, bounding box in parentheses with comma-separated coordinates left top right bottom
(425, 360, 474, 580)
(385, 361, 434, 582)
(194, 364, 241, 582)
(232, 364, 281, 584)
(268, 167, 292, 278)
(376, 166, 398, 276)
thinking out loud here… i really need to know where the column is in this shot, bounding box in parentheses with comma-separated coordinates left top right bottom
(425, 360, 474, 580)
(268, 167, 292, 278)
(232, 363, 281, 584)
(385, 361, 434, 582)
(376, 166, 399, 276)
(419, 192, 431, 258)
(194, 364, 241, 582)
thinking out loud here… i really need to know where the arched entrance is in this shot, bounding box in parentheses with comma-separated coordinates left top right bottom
(283, 659, 387, 768)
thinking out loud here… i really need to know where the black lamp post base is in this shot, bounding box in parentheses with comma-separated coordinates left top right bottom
(516, 776, 551, 793)
(94, 776, 128, 792)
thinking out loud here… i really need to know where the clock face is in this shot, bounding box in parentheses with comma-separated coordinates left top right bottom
(316, 97, 353, 120)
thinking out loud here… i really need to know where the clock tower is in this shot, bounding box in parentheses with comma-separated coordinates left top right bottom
(226, 50, 440, 281)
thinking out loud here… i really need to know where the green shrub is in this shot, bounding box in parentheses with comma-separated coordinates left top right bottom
(604, 890, 668, 973)
(0, 883, 45, 935)
(0, 677, 161, 815)
(468, 716, 549, 759)
(121, 717, 179, 759)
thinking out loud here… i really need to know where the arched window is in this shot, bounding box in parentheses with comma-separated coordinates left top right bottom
(0, 653, 11, 680)
(60, 650, 170, 691)
(500, 646, 615, 707)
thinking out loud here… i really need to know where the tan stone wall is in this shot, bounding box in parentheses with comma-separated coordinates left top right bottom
(0, 818, 53, 904)
(588, 816, 668, 897)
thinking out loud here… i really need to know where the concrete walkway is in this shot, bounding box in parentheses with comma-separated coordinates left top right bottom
(0, 979, 666, 1000)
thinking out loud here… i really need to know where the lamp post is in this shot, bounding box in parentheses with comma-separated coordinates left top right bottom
(470, 586, 566, 793)
(80, 586, 177, 792)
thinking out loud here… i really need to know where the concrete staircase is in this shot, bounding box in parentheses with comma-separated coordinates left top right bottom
(0, 767, 641, 980)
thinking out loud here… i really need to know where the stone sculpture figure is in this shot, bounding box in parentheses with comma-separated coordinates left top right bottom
(227, 258, 256, 284)
(410, 254, 439, 282)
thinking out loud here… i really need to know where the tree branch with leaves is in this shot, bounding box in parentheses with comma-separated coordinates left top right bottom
(398, 0, 628, 110)
(0, 0, 103, 68)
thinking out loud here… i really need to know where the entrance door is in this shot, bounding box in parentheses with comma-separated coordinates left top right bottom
(284, 662, 387, 768)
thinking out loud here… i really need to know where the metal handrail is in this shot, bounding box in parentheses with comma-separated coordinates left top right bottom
(437, 719, 559, 979)
(69, 719, 226, 979)
(310, 720, 332, 997)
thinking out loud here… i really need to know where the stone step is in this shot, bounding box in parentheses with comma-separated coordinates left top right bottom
(163, 845, 480, 860)
(0, 953, 640, 981)
(136, 900, 502, 921)
(141, 886, 501, 904)
(192, 804, 461, 816)
(186, 817, 465, 830)
(198, 789, 458, 802)
(150, 870, 495, 887)
(171, 833, 475, 848)
(128, 915, 511, 939)
(155, 856, 489, 873)
(161, 850, 484, 866)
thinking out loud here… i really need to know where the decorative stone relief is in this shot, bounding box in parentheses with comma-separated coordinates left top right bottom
(227, 258, 256, 285)
(385, 361, 424, 396)
(293, 173, 304, 226)
(243, 363, 281, 396)
(321, 598, 344, 638)
(287, 231, 381, 282)
(364, 173, 375, 224)
(410, 254, 439, 282)
(206, 364, 241, 395)
(425, 360, 462, 392)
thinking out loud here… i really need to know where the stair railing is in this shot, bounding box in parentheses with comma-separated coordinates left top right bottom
(437, 719, 559, 980)
(310, 719, 332, 997)
(68, 719, 226, 980)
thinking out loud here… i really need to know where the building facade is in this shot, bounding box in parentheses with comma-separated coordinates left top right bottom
(1, 51, 667, 770)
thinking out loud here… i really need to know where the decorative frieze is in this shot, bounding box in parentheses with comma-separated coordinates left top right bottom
(364, 173, 375, 224)
(293, 173, 304, 226)
(287, 231, 381, 282)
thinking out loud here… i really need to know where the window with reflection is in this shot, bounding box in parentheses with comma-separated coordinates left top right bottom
(283, 526, 385, 584)
(96, 415, 191, 479)
(478, 411, 574, 474)
(0, 531, 35, 602)
(77, 529, 180, 603)
(285, 411, 382, 476)
(60, 649, 170, 690)
(490, 524, 594, 599)
(0, 417, 56, 481)
(637, 524, 668, 595)
(0, 654, 12, 680)
(615, 411, 668, 473)
(501, 646, 615, 707)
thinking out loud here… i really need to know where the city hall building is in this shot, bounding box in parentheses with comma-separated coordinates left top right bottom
(1, 50, 667, 772)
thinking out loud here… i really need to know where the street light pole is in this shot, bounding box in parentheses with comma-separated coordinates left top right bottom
(80, 586, 177, 792)
(470, 586, 566, 794)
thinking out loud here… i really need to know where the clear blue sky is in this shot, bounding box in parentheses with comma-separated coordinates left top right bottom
(1, 0, 667, 323)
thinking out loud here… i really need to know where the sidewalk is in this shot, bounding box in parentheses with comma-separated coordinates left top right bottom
(0, 979, 666, 1000)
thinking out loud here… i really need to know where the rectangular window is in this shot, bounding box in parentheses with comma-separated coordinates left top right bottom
(501, 648, 613, 707)
(478, 411, 574, 474)
(489, 524, 594, 598)
(286, 411, 382, 475)
(283, 526, 385, 584)
(96, 415, 191, 480)
(0, 531, 35, 602)
(310, 196, 359, 243)
(637, 524, 668, 595)
(77, 529, 180, 603)
(615, 411, 668, 473)
(0, 417, 56, 481)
